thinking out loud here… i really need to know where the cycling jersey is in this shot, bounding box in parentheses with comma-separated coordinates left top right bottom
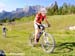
(35, 13, 46, 24)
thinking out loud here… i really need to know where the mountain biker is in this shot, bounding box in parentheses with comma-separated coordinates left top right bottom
(34, 8, 50, 45)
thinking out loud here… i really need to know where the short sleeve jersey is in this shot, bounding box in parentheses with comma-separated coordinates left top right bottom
(35, 13, 46, 24)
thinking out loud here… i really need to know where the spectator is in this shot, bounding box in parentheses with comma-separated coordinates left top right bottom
(2, 25, 7, 38)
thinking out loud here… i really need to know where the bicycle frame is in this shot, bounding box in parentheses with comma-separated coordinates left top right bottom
(40, 24, 48, 34)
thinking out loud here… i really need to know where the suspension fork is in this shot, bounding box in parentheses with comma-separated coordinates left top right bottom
(43, 32, 49, 43)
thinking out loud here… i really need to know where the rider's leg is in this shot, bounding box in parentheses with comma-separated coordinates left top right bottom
(34, 23, 41, 44)
(34, 28, 40, 44)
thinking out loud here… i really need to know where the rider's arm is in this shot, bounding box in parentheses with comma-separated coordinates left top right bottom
(44, 17, 50, 27)
(34, 14, 41, 25)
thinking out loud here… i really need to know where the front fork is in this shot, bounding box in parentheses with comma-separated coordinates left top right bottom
(43, 32, 49, 43)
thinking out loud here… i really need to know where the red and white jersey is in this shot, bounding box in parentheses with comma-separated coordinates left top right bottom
(35, 13, 46, 24)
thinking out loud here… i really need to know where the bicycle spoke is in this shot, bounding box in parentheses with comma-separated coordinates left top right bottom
(41, 33, 55, 53)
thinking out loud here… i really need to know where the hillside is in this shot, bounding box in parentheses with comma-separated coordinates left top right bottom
(0, 5, 43, 20)
(0, 14, 75, 56)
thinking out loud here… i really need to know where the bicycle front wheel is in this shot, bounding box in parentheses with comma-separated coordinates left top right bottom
(41, 33, 55, 53)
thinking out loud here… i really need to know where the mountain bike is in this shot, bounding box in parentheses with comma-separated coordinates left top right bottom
(29, 24, 55, 53)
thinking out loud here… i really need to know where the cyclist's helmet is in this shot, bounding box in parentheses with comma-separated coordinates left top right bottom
(39, 8, 47, 14)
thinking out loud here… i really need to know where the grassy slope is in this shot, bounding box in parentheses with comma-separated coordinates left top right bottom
(0, 14, 75, 56)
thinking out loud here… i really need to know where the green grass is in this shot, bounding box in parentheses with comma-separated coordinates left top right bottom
(0, 14, 75, 56)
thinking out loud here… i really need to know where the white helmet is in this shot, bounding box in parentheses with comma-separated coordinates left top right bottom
(40, 8, 47, 13)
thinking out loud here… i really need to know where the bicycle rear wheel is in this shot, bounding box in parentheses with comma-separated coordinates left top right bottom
(29, 33, 35, 46)
(41, 33, 55, 53)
